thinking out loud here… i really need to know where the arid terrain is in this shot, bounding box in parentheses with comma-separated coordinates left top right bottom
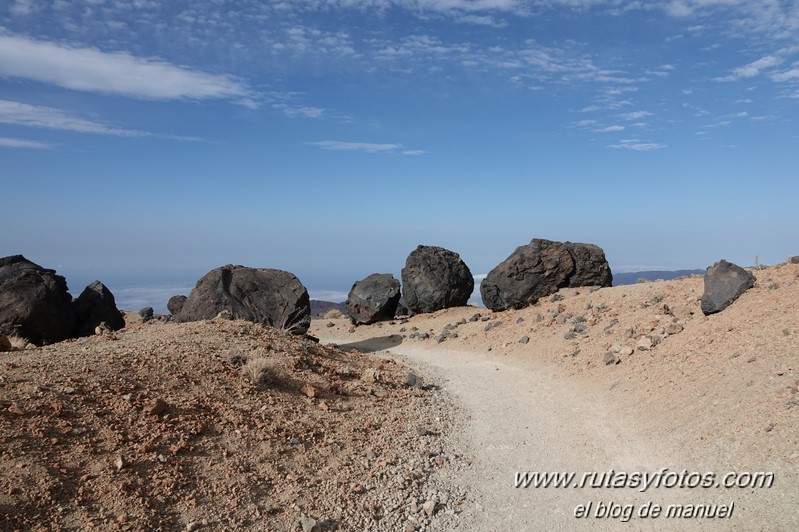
(311, 262, 799, 531)
(2, 262, 799, 531)
(0, 317, 465, 531)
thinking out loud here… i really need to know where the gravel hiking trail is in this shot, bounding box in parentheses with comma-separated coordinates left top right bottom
(315, 330, 788, 531)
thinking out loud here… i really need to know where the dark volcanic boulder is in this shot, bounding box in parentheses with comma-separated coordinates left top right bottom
(179, 265, 311, 334)
(401, 245, 474, 314)
(167, 295, 187, 317)
(701, 260, 755, 315)
(73, 281, 125, 337)
(0, 255, 77, 345)
(346, 273, 401, 325)
(481, 238, 612, 311)
(563, 242, 613, 287)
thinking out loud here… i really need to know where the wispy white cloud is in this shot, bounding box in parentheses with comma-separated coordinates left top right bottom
(594, 125, 625, 132)
(0, 136, 52, 149)
(309, 140, 424, 155)
(0, 99, 204, 142)
(608, 139, 667, 151)
(456, 14, 507, 27)
(771, 64, 799, 82)
(716, 55, 782, 81)
(701, 119, 732, 128)
(272, 103, 325, 119)
(0, 99, 147, 136)
(618, 110, 653, 120)
(9, 0, 35, 16)
(0, 34, 256, 106)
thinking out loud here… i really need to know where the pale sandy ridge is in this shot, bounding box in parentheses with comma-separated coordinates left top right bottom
(311, 262, 799, 531)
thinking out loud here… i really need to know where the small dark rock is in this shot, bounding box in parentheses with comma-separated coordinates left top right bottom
(484, 321, 501, 332)
(73, 281, 125, 337)
(146, 398, 168, 416)
(167, 295, 187, 317)
(603, 352, 618, 365)
(139, 307, 154, 321)
(346, 273, 401, 325)
(405, 373, 423, 389)
(701, 260, 755, 315)
(519, 336, 530, 344)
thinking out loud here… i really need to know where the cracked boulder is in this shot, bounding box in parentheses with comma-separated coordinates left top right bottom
(480, 238, 612, 311)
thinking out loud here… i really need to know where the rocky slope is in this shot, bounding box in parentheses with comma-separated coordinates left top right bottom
(0, 317, 466, 531)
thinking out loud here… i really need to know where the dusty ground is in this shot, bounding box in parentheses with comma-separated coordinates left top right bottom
(0, 316, 466, 531)
(311, 262, 799, 531)
(2, 262, 798, 531)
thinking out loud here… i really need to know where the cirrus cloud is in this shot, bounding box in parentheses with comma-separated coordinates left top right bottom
(0, 34, 257, 106)
(309, 140, 425, 155)
(0, 136, 52, 149)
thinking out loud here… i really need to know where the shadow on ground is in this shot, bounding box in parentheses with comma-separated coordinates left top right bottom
(333, 334, 404, 353)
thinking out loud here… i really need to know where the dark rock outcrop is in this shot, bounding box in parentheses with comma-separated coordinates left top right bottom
(346, 273, 401, 325)
(139, 307, 154, 322)
(0, 255, 77, 345)
(178, 265, 311, 334)
(700, 260, 755, 315)
(480, 238, 612, 311)
(72, 281, 125, 337)
(167, 295, 187, 317)
(401, 245, 474, 314)
(563, 242, 613, 287)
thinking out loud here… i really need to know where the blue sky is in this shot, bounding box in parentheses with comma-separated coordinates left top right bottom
(1, 0, 798, 309)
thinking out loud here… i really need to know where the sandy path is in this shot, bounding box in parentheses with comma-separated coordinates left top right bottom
(316, 333, 715, 531)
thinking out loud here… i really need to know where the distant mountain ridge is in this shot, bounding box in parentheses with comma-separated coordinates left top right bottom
(310, 300, 347, 317)
(612, 269, 705, 286)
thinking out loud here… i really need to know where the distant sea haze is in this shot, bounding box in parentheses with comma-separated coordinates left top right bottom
(106, 270, 704, 315)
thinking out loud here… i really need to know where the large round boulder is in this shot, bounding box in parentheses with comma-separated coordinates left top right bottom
(401, 245, 474, 314)
(167, 295, 187, 317)
(563, 242, 613, 288)
(346, 273, 401, 325)
(481, 238, 612, 311)
(72, 280, 125, 337)
(0, 255, 77, 345)
(178, 265, 311, 334)
(700, 260, 755, 315)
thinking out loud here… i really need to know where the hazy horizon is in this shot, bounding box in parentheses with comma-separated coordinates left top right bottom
(41, 253, 781, 314)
